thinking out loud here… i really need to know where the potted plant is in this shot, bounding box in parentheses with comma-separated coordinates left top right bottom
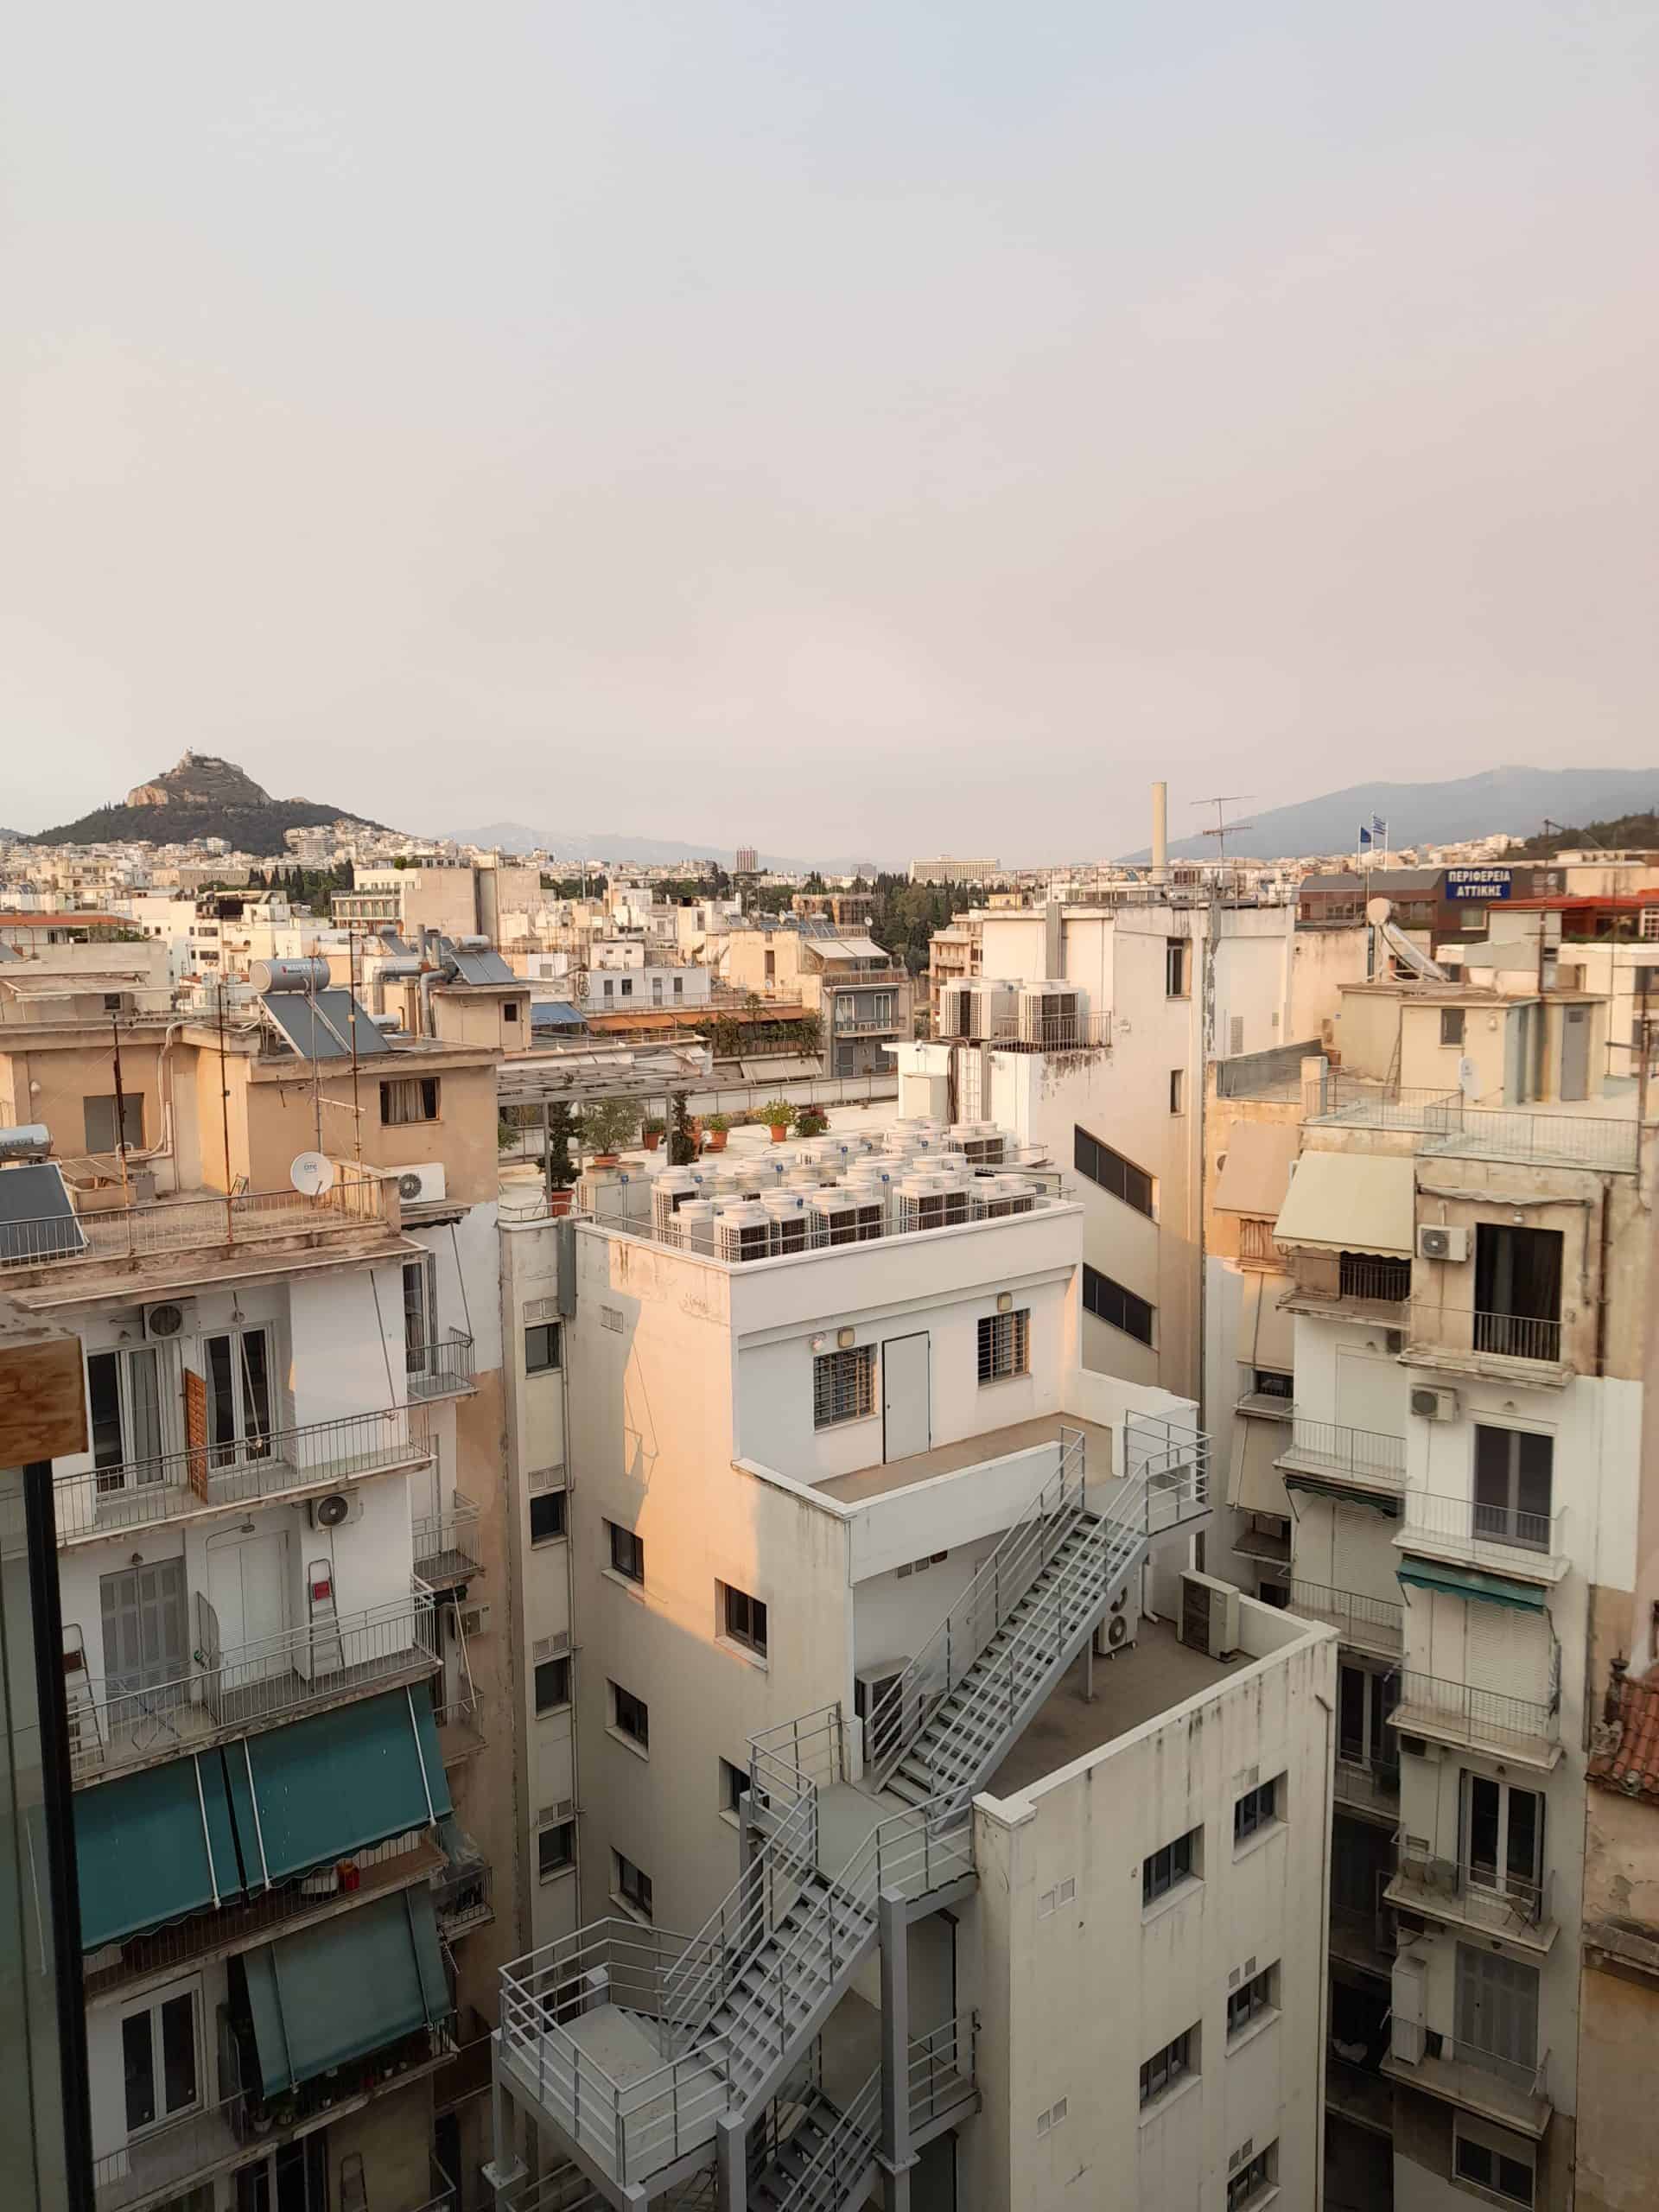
(704, 1112, 730, 1153)
(792, 1105, 829, 1139)
(582, 1096, 640, 1167)
(642, 1116, 665, 1153)
(760, 1098, 794, 1143)
(669, 1091, 699, 1166)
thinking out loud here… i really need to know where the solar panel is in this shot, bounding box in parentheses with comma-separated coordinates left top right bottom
(260, 988, 392, 1060)
(448, 945, 516, 986)
(0, 1161, 86, 1263)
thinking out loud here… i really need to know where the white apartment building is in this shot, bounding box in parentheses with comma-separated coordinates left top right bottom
(488, 1116, 1336, 2212)
(1259, 977, 1655, 2212)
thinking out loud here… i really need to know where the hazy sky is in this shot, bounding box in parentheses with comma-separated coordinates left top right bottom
(4, 3, 1656, 860)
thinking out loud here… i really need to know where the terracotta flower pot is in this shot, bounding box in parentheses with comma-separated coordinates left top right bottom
(769, 1124, 789, 1142)
(591, 1151, 620, 1169)
(643, 1130, 662, 1151)
(707, 1129, 728, 1152)
(545, 1188, 573, 1217)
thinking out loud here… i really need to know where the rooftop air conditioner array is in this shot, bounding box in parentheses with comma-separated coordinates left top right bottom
(1018, 983, 1082, 1048)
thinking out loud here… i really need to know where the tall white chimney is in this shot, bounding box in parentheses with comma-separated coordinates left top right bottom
(1150, 781, 1168, 887)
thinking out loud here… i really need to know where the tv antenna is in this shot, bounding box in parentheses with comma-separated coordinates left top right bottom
(1192, 796, 1255, 863)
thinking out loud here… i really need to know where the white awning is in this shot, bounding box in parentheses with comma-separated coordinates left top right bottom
(1214, 1122, 1300, 1216)
(1273, 1149, 1414, 1259)
(1229, 1420, 1293, 1516)
(1242, 1269, 1294, 1373)
(816, 937, 889, 963)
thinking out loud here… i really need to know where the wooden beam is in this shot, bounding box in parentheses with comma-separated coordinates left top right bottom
(0, 1296, 88, 1464)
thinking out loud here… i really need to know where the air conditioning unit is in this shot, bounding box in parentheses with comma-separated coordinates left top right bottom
(854, 1660, 912, 1768)
(143, 1300, 190, 1340)
(715, 1204, 772, 1264)
(459, 1602, 491, 1637)
(651, 1172, 700, 1237)
(308, 1491, 364, 1529)
(1410, 1385, 1459, 1422)
(1179, 1570, 1240, 1659)
(396, 1163, 446, 1205)
(1096, 1572, 1141, 1655)
(1416, 1224, 1469, 1263)
(1018, 983, 1082, 1048)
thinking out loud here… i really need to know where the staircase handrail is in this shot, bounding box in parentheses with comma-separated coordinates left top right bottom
(770, 2064, 881, 2212)
(657, 1778, 821, 2045)
(866, 1425, 1090, 1789)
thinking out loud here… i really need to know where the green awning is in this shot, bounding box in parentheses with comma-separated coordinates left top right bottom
(77, 1753, 247, 1952)
(1398, 1561, 1546, 1611)
(240, 1688, 451, 1884)
(242, 1885, 450, 2096)
(1281, 1468, 1402, 1517)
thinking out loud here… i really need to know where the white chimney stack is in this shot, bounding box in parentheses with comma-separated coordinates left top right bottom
(1150, 781, 1168, 887)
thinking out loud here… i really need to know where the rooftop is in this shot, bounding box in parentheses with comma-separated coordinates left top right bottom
(815, 1412, 1116, 1504)
(1588, 1664, 1659, 1804)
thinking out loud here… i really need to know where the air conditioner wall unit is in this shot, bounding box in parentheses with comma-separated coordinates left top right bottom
(1410, 1385, 1459, 1422)
(143, 1300, 192, 1340)
(1179, 1570, 1240, 1660)
(396, 1163, 447, 1205)
(1416, 1224, 1469, 1263)
(309, 1491, 364, 1529)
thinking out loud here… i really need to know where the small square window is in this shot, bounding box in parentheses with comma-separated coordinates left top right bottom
(613, 1849, 653, 1920)
(977, 1309, 1030, 1384)
(504, 1001, 519, 1024)
(529, 1490, 567, 1546)
(1227, 2144, 1277, 2211)
(722, 1583, 768, 1656)
(1143, 1826, 1200, 1906)
(380, 1076, 440, 1125)
(1454, 2121, 1535, 2207)
(611, 1680, 649, 1749)
(1227, 1963, 1277, 2038)
(537, 1821, 575, 1880)
(535, 1656, 571, 1713)
(721, 1757, 751, 1817)
(608, 1522, 645, 1584)
(525, 1322, 562, 1375)
(814, 1344, 876, 1427)
(1139, 2025, 1196, 2107)
(1234, 1775, 1283, 1845)
(1168, 1069, 1185, 1115)
(1440, 1007, 1466, 1047)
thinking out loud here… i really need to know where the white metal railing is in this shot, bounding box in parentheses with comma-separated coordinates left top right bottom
(772, 2066, 880, 2212)
(406, 1332, 477, 1400)
(1281, 1418, 1405, 1486)
(0, 1167, 385, 1275)
(1390, 1669, 1558, 1755)
(1392, 1835, 1554, 1935)
(587, 1186, 1058, 1264)
(1427, 2033, 1552, 2107)
(70, 1582, 439, 1784)
(1286, 1580, 1403, 1653)
(1402, 1490, 1566, 1568)
(908, 2012, 977, 2132)
(1332, 1757, 1401, 1817)
(1408, 1303, 1566, 1366)
(54, 1404, 433, 1541)
(935, 1010, 1111, 1052)
(413, 1492, 485, 1577)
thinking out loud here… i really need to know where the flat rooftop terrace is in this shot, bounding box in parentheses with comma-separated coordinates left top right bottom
(814, 1414, 1116, 1504)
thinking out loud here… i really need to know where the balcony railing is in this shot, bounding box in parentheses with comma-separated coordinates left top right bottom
(407, 1331, 477, 1401)
(944, 1009, 1112, 1053)
(1408, 1303, 1566, 1370)
(70, 1582, 440, 1785)
(1389, 1835, 1555, 1941)
(1284, 1257, 1411, 1315)
(1279, 1418, 1406, 1490)
(1306, 1078, 1462, 1135)
(433, 1840, 494, 1937)
(1286, 1579, 1403, 1655)
(1306, 1080, 1639, 1173)
(1401, 1491, 1567, 1577)
(1332, 1756, 1401, 1818)
(413, 1492, 485, 1583)
(1389, 1669, 1558, 1759)
(0, 1168, 387, 1277)
(54, 1404, 434, 1543)
(908, 2013, 978, 2135)
(1236, 1216, 1282, 1268)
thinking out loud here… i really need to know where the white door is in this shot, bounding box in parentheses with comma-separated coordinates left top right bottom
(207, 1530, 289, 1681)
(882, 1334, 931, 1463)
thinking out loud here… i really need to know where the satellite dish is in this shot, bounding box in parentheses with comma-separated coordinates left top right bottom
(1365, 897, 1393, 925)
(289, 1151, 336, 1197)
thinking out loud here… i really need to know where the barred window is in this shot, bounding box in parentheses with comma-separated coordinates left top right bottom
(977, 1309, 1030, 1383)
(1139, 2026, 1195, 2107)
(814, 1344, 875, 1427)
(1227, 1963, 1277, 2038)
(1083, 1263, 1155, 1347)
(1073, 1126, 1154, 1217)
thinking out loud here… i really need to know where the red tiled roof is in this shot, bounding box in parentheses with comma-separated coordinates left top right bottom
(1589, 1669, 1659, 1801)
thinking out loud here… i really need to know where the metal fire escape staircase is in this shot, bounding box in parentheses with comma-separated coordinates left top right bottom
(493, 1418, 1207, 2211)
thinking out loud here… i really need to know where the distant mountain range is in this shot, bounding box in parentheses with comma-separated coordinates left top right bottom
(1123, 766, 1659, 865)
(28, 752, 386, 856)
(452, 822, 887, 874)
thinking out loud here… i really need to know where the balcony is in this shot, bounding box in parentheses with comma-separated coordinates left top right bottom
(1386, 1837, 1558, 1954)
(1403, 1302, 1571, 1385)
(1383, 2037, 1553, 2139)
(414, 1491, 485, 1586)
(1281, 1255, 1411, 1328)
(433, 1839, 494, 1940)
(1332, 1756, 1402, 1823)
(1389, 1669, 1560, 1770)
(1234, 1387, 1294, 1420)
(69, 1582, 441, 1787)
(1306, 1080, 1640, 1174)
(52, 1404, 435, 1546)
(1, 1167, 389, 1281)
(1397, 1491, 1569, 1586)
(406, 1331, 478, 1401)
(1286, 1580, 1403, 1658)
(1326, 2053, 1393, 2135)
(434, 1686, 487, 1764)
(1236, 1216, 1283, 1271)
(1276, 1418, 1406, 1499)
(1234, 1515, 1291, 1568)
(907, 2012, 981, 2144)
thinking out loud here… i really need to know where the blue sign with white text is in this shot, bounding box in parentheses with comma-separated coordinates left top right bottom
(1445, 868, 1512, 900)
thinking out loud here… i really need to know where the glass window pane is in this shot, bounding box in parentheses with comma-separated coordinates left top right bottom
(1338, 1667, 1367, 1762)
(1467, 1775, 1501, 1873)
(88, 1352, 124, 1471)
(123, 2010, 156, 2132)
(127, 1347, 163, 1465)
(1507, 1790, 1541, 1885)
(161, 1993, 196, 2115)
(240, 1332, 272, 1443)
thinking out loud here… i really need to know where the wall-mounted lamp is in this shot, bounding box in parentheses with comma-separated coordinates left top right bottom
(836, 1325, 856, 1350)
(996, 1292, 1014, 1314)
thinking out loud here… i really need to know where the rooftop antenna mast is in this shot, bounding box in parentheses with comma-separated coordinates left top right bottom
(1192, 796, 1255, 868)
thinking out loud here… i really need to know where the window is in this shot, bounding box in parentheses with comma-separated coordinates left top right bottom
(121, 1987, 198, 2134)
(1139, 2026, 1195, 2107)
(1473, 1224, 1564, 1359)
(1440, 1007, 1466, 1047)
(524, 1321, 562, 1375)
(1252, 1368, 1294, 1400)
(529, 1489, 567, 1545)
(620, 977, 632, 996)
(1083, 1264, 1155, 1348)
(614, 1849, 653, 1920)
(1462, 1773, 1544, 1908)
(1073, 1127, 1154, 1217)
(84, 1093, 144, 1154)
(1166, 938, 1188, 996)
(721, 1758, 751, 1818)
(1227, 1963, 1277, 2038)
(610, 1681, 649, 1750)
(607, 1522, 645, 1584)
(814, 1344, 876, 1427)
(722, 1583, 768, 1656)
(1142, 1827, 1199, 1906)
(1234, 1774, 1282, 1845)
(537, 1821, 575, 1880)
(977, 1309, 1030, 1383)
(380, 1077, 440, 1125)
(673, 976, 683, 995)
(86, 1346, 164, 1486)
(1453, 2118, 1536, 2207)
(1168, 1069, 1185, 1115)
(1473, 1426, 1553, 1551)
(504, 1001, 519, 1024)
(203, 1327, 273, 1466)
(535, 1656, 571, 1713)
(1227, 2144, 1277, 2210)
(1338, 1664, 1400, 1772)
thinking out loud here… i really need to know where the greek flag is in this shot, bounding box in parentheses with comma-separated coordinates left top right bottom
(1359, 813, 1387, 853)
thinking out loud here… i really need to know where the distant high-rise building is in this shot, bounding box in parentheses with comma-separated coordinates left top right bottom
(910, 855, 1001, 886)
(733, 845, 758, 876)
